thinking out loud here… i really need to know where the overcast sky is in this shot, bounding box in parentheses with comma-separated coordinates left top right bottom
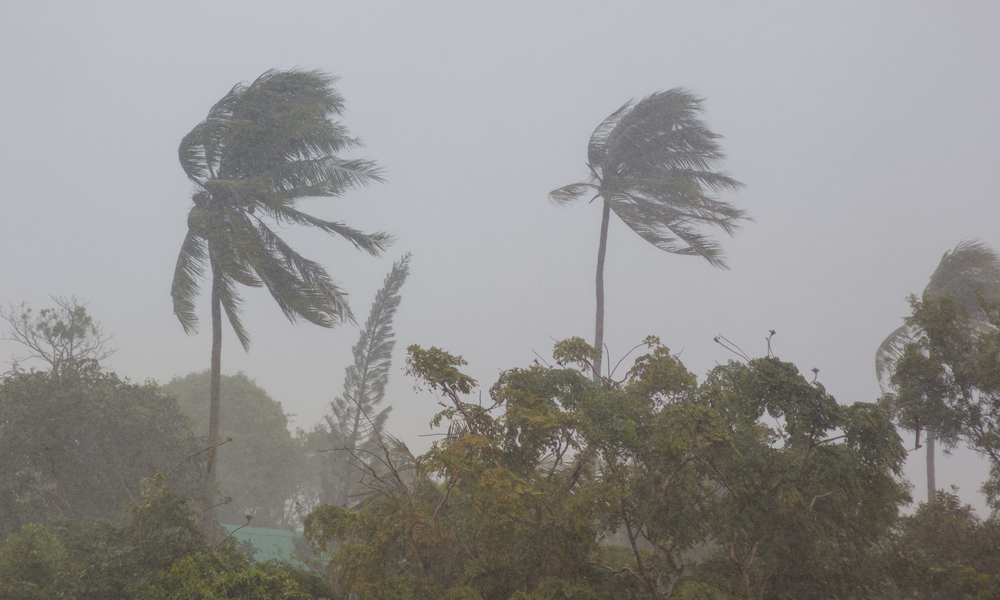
(3, 1, 999, 510)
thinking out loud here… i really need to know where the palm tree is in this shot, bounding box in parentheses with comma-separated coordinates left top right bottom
(171, 69, 391, 534)
(550, 89, 748, 379)
(876, 240, 1000, 502)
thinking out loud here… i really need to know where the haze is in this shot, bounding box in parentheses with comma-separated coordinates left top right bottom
(2, 1, 998, 510)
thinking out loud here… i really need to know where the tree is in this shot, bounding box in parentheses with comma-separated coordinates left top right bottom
(889, 292, 1000, 514)
(1, 296, 114, 377)
(0, 368, 203, 539)
(884, 491, 1000, 600)
(170, 68, 391, 534)
(0, 473, 333, 600)
(305, 339, 907, 600)
(876, 239, 1000, 502)
(164, 371, 304, 529)
(318, 253, 411, 508)
(550, 90, 748, 379)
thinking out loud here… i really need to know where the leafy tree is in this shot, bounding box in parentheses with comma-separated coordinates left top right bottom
(0, 473, 332, 599)
(170, 68, 391, 533)
(305, 339, 907, 600)
(317, 253, 411, 508)
(164, 371, 304, 529)
(889, 292, 1000, 512)
(1, 296, 114, 376)
(884, 491, 1000, 600)
(0, 368, 202, 539)
(693, 358, 908, 600)
(134, 547, 330, 600)
(0, 523, 70, 600)
(877, 240, 1000, 501)
(550, 90, 748, 378)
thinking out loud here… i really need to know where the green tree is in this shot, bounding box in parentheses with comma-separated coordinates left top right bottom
(0, 473, 332, 600)
(876, 239, 1000, 501)
(550, 90, 748, 379)
(884, 491, 1000, 600)
(164, 371, 304, 529)
(694, 358, 908, 599)
(889, 292, 1000, 512)
(318, 253, 411, 508)
(170, 68, 391, 533)
(1, 296, 114, 377)
(305, 339, 907, 600)
(0, 368, 202, 539)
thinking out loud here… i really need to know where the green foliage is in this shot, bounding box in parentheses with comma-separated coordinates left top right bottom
(0, 471, 332, 599)
(0, 474, 206, 599)
(134, 547, 328, 600)
(164, 371, 304, 528)
(171, 68, 390, 347)
(0, 524, 70, 600)
(1, 296, 114, 377)
(697, 359, 908, 600)
(0, 367, 202, 538)
(307, 339, 907, 600)
(884, 492, 1000, 600)
(549, 90, 747, 266)
(320, 254, 412, 508)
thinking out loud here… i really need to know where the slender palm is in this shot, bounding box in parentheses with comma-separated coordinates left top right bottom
(550, 89, 748, 379)
(877, 240, 1000, 502)
(171, 69, 390, 534)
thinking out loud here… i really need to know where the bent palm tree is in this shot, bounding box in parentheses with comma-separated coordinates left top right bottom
(171, 69, 391, 534)
(877, 240, 1000, 502)
(550, 89, 748, 379)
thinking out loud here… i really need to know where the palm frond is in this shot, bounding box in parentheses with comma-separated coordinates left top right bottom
(173, 68, 389, 349)
(926, 240, 1000, 310)
(875, 324, 916, 393)
(587, 99, 633, 166)
(876, 239, 1000, 391)
(279, 207, 392, 256)
(558, 88, 747, 266)
(215, 271, 251, 352)
(548, 183, 594, 206)
(171, 229, 208, 334)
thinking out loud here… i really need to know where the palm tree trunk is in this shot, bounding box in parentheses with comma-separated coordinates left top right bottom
(593, 200, 611, 381)
(926, 430, 936, 503)
(202, 265, 223, 540)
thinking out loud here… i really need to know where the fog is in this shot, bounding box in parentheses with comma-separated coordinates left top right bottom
(2, 1, 998, 511)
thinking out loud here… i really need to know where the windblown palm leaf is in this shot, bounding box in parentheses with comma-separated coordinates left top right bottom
(172, 69, 391, 351)
(550, 89, 747, 378)
(876, 240, 1000, 391)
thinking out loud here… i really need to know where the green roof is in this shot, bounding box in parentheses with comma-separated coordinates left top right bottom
(221, 524, 301, 563)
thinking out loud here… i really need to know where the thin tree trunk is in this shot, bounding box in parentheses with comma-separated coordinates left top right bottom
(202, 265, 223, 540)
(593, 199, 611, 381)
(337, 404, 364, 507)
(926, 430, 936, 503)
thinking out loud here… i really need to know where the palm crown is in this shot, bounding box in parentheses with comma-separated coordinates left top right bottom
(876, 240, 1000, 391)
(551, 89, 747, 267)
(171, 69, 391, 350)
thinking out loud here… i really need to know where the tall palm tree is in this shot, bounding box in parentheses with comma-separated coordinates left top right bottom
(550, 89, 748, 379)
(877, 240, 1000, 502)
(171, 69, 391, 534)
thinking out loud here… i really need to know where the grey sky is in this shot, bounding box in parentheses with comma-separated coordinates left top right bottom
(3, 1, 998, 510)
